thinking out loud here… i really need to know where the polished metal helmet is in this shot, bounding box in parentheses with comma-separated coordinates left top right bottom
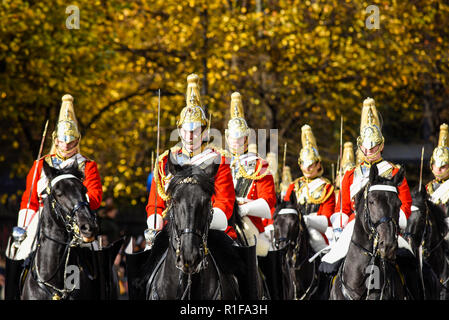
(298, 124, 321, 168)
(225, 92, 250, 140)
(430, 123, 449, 169)
(50, 94, 81, 155)
(356, 97, 384, 150)
(177, 73, 208, 131)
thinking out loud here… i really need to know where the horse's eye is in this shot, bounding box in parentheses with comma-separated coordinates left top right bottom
(55, 190, 63, 197)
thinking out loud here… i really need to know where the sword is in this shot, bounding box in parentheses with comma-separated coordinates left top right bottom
(23, 119, 49, 230)
(281, 142, 287, 190)
(154, 89, 161, 229)
(146, 89, 162, 249)
(418, 146, 424, 192)
(337, 116, 343, 238)
(9, 119, 49, 258)
(339, 116, 343, 211)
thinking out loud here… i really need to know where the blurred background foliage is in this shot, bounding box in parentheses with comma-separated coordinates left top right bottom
(1, 0, 448, 211)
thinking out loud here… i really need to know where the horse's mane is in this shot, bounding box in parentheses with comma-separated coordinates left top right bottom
(428, 200, 449, 238)
(60, 165, 84, 180)
(166, 164, 215, 199)
(47, 163, 85, 181)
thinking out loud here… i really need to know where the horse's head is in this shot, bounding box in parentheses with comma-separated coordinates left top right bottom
(43, 160, 98, 243)
(405, 187, 428, 253)
(166, 152, 219, 274)
(273, 204, 300, 251)
(355, 164, 404, 260)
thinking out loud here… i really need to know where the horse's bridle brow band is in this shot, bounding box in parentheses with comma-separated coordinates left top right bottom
(50, 174, 80, 188)
(368, 185, 397, 193)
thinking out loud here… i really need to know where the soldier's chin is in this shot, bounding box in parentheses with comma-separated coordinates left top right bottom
(57, 148, 77, 159)
(433, 170, 449, 181)
(183, 142, 201, 153)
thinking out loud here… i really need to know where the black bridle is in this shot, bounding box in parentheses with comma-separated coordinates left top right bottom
(341, 182, 400, 300)
(168, 176, 213, 274)
(355, 183, 399, 257)
(31, 174, 94, 300)
(274, 211, 302, 250)
(164, 175, 219, 300)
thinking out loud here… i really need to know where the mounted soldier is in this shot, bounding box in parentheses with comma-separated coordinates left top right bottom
(335, 142, 356, 191)
(224, 92, 277, 257)
(426, 123, 449, 219)
(280, 124, 335, 253)
(320, 97, 413, 273)
(331, 141, 356, 243)
(144, 73, 236, 245)
(5, 94, 104, 299)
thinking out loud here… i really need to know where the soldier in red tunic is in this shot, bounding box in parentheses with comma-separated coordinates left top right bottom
(145, 74, 236, 244)
(11, 94, 103, 261)
(224, 92, 277, 257)
(280, 124, 335, 253)
(321, 97, 412, 270)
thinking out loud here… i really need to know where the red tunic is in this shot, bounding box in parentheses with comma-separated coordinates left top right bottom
(241, 159, 277, 233)
(146, 148, 237, 239)
(283, 179, 336, 222)
(336, 163, 412, 223)
(20, 154, 103, 213)
(282, 177, 335, 244)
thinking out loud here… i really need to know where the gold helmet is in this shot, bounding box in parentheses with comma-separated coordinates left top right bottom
(266, 152, 279, 187)
(177, 73, 208, 131)
(430, 123, 449, 168)
(340, 142, 356, 175)
(356, 97, 384, 150)
(225, 92, 250, 140)
(280, 165, 292, 195)
(298, 124, 321, 168)
(50, 94, 81, 154)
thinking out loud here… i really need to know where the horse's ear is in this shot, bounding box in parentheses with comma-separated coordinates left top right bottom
(393, 166, 405, 187)
(167, 151, 182, 175)
(369, 162, 379, 183)
(43, 160, 57, 180)
(203, 161, 220, 178)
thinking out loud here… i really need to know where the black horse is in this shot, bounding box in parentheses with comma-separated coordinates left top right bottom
(273, 195, 329, 300)
(330, 165, 408, 300)
(405, 187, 449, 299)
(21, 161, 116, 300)
(145, 154, 243, 300)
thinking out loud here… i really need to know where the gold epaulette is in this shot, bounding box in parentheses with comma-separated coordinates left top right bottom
(236, 157, 271, 181)
(295, 176, 334, 205)
(426, 181, 434, 195)
(44, 155, 53, 166)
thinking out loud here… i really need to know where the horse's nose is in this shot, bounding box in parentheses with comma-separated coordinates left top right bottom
(177, 254, 196, 274)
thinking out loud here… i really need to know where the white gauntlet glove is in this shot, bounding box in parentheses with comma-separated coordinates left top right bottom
(238, 198, 271, 219)
(210, 207, 228, 231)
(329, 212, 349, 242)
